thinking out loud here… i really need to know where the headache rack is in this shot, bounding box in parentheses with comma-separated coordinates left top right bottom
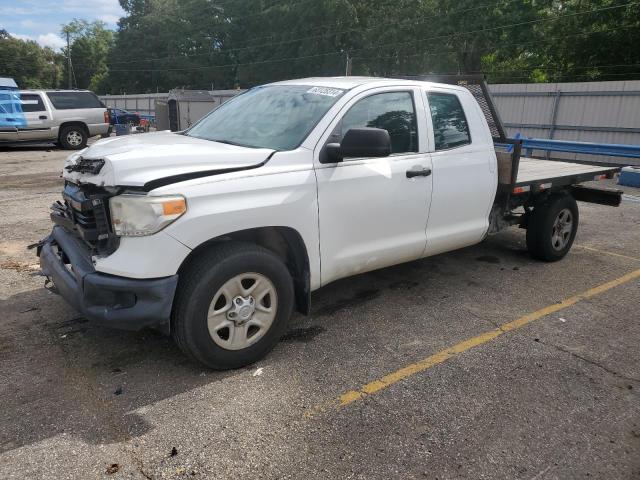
(402, 74, 507, 141)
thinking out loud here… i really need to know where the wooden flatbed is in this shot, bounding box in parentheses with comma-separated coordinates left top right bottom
(514, 158, 619, 188)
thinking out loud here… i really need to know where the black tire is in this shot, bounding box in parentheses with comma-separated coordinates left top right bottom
(526, 193, 579, 262)
(171, 242, 294, 369)
(59, 125, 88, 150)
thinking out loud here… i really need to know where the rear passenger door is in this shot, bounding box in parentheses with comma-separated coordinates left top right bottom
(17, 93, 54, 141)
(423, 89, 497, 256)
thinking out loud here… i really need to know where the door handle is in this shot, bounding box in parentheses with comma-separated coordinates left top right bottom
(39, 115, 47, 119)
(406, 167, 432, 178)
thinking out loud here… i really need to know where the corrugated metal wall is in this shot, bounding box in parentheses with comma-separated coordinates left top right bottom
(99, 90, 240, 129)
(489, 80, 640, 164)
(99, 93, 169, 116)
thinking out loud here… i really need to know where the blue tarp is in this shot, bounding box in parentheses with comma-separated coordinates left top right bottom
(0, 91, 27, 128)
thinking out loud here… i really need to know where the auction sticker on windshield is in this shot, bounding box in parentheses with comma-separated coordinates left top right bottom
(307, 87, 344, 97)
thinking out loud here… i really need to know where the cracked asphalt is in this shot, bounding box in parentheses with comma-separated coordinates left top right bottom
(1, 143, 639, 479)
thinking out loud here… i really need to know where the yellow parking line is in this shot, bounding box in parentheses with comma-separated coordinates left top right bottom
(306, 268, 640, 417)
(575, 244, 640, 263)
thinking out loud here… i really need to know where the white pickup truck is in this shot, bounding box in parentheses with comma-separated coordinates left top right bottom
(36, 76, 621, 369)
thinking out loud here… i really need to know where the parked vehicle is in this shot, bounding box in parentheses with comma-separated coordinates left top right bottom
(0, 90, 109, 149)
(108, 108, 141, 126)
(36, 76, 622, 369)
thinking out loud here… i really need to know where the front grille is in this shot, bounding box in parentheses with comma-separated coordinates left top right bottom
(51, 182, 119, 255)
(71, 205, 97, 230)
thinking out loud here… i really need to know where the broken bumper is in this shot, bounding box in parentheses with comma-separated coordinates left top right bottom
(38, 226, 178, 332)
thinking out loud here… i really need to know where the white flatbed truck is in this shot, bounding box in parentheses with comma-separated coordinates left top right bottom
(36, 75, 622, 368)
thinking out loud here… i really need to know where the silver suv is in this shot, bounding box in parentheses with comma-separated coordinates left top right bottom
(0, 90, 110, 149)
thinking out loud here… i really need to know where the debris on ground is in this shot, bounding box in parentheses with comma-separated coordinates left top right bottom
(0, 260, 40, 273)
(18, 307, 39, 313)
(106, 463, 120, 474)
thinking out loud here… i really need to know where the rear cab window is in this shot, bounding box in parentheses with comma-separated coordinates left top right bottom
(46, 92, 105, 110)
(427, 92, 471, 151)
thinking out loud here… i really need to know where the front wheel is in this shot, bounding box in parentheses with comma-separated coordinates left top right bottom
(526, 193, 579, 262)
(171, 242, 294, 369)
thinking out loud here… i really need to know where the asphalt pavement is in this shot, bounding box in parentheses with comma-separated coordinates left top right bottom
(1, 143, 639, 479)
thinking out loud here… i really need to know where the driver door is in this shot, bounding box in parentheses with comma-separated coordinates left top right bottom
(314, 87, 433, 286)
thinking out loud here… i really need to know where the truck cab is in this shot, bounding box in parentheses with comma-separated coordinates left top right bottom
(36, 76, 621, 369)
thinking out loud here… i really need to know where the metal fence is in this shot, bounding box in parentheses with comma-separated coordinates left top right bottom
(99, 93, 169, 117)
(489, 80, 640, 165)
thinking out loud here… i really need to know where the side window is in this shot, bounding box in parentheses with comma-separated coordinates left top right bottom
(46, 92, 104, 110)
(427, 93, 471, 151)
(19, 94, 46, 112)
(339, 91, 418, 154)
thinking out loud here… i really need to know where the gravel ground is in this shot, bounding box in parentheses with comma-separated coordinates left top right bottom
(0, 142, 639, 479)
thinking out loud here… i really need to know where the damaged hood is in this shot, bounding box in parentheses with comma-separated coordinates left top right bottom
(63, 131, 274, 189)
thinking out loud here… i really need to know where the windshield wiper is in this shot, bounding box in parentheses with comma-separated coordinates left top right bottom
(210, 138, 257, 148)
(185, 132, 262, 149)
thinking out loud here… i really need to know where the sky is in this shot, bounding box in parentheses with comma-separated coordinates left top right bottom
(1, 0, 125, 50)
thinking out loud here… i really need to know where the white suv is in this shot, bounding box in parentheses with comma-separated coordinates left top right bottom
(0, 89, 109, 149)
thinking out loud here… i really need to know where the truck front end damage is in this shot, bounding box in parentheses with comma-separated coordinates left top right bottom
(39, 226, 177, 332)
(37, 180, 179, 332)
(35, 130, 276, 332)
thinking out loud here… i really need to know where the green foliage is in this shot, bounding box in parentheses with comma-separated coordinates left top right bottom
(61, 20, 114, 92)
(3, 1, 640, 92)
(0, 29, 64, 88)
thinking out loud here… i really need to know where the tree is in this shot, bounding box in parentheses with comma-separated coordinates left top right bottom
(103, 0, 231, 93)
(0, 30, 65, 88)
(61, 20, 115, 92)
(24, 0, 634, 93)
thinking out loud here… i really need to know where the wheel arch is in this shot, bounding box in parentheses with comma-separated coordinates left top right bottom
(58, 121, 89, 138)
(178, 226, 311, 315)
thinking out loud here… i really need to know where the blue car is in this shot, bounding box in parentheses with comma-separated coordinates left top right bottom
(108, 108, 141, 125)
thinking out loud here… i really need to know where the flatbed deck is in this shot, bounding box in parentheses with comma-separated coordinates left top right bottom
(515, 158, 619, 187)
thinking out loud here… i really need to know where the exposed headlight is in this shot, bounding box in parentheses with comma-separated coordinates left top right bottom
(109, 194, 187, 236)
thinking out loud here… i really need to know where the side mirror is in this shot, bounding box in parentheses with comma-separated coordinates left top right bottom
(324, 127, 391, 162)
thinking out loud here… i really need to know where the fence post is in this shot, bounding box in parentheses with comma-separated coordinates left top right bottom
(547, 90, 562, 159)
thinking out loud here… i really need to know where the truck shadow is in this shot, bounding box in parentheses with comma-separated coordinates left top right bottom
(0, 230, 531, 453)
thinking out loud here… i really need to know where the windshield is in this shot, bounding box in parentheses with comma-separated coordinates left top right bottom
(185, 85, 346, 150)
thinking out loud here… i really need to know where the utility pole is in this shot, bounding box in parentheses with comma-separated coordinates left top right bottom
(345, 51, 353, 76)
(66, 31, 72, 89)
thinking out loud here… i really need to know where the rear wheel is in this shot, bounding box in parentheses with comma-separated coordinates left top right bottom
(526, 193, 579, 262)
(59, 125, 87, 150)
(171, 242, 294, 369)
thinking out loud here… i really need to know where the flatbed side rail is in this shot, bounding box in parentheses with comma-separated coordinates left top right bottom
(520, 138, 640, 160)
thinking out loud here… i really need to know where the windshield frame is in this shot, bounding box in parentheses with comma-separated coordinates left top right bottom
(184, 84, 347, 151)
